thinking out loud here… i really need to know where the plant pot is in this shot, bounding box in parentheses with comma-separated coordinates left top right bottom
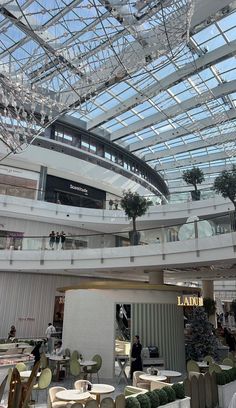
(218, 381, 236, 408)
(129, 231, 140, 246)
(191, 190, 201, 201)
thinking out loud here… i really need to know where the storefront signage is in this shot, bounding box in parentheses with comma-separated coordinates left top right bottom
(177, 296, 203, 306)
(70, 184, 88, 195)
(18, 317, 35, 321)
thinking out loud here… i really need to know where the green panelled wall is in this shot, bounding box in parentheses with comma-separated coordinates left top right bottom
(132, 303, 185, 372)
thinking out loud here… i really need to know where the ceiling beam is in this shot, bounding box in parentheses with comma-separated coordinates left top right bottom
(143, 131, 236, 161)
(110, 80, 236, 141)
(156, 152, 231, 171)
(87, 39, 236, 131)
(162, 163, 235, 180)
(130, 109, 236, 152)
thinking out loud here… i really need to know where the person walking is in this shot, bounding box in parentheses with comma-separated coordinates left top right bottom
(45, 323, 56, 354)
(60, 231, 66, 249)
(130, 335, 143, 380)
(49, 231, 55, 250)
(55, 232, 60, 250)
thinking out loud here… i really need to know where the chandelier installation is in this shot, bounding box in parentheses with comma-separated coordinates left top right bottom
(0, 0, 194, 154)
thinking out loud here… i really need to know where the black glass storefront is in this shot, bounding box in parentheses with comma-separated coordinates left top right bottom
(45, 175, 106, 209)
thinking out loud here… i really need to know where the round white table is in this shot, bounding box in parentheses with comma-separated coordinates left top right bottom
(47, 355, 70, 381)
(159, 370, 181, 382)
(90, 384, 115, 403)
(219, 364, 232, 371)
(20, 370, 40, 379)
(139, 374, 167, 382)
(80, 360, 97, 367)
(197, 362, 232, 371)
(56, 390, 91, 402)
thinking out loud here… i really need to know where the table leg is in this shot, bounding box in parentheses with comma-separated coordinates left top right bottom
(56, 362, 60, 382)
(96, 394, 101, 404)
(117, 359, 128, 384)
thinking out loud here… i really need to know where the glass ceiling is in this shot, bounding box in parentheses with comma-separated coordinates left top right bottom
(0, 0, 236, 192)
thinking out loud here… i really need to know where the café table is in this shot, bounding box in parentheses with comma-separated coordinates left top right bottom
(139, 374, 167, 382)
(197, 362, 232, 371)
(158, 370, 182, 382)
(115, 355, 129, 384)
(20, 370, 40, 379)
(90, 384, 115, 403)
(47, 355, 70, 381)
(80, 360, 97, 368)
(56, 390, 91, 402)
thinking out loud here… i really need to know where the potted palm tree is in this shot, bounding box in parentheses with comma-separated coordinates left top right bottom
(120, 191, 151, 245)
(182, 167, 205, 201)
(213, 165, 236, 230)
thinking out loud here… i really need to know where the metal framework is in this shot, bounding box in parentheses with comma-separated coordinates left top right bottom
(0, 0, 236, 191)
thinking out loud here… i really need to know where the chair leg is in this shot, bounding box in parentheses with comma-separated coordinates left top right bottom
(97, 372, 99, 383)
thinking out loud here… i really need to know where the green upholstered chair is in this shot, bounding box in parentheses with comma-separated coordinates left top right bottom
(115, 394, 126, 408)
(71, 350, 79, 360)
(209, 364, 222, 374)
(70, 359, 84, 384)
(203, 356, 214, 364)
(228, 352, 235, 361)
(40, 352, 48, 369)
(100, 397, 115, 408)
(85, 400, 98, 408)
(65, 348, 71, 357)
(83, 354, 102, 382)
(15, 362, 27, 372)
(71, 404, 84, 408)
(33, 367, 52, 401)
(222, 357, 234, 367)
(186, 360, 200, 373)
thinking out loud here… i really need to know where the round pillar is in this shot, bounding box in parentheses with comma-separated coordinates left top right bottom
(202, 280, 216, 327)
(149, 271, 164, 285)
(202, 280, 214, 298)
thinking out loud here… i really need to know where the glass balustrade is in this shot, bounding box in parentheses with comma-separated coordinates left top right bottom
(0, 213, 234, 251)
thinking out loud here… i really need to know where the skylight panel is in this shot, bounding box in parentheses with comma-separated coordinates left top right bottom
(217, 11, 236, 31)
(193, 24, 220, 44)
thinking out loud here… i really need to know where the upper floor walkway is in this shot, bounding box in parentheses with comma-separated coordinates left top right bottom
(0, 191, 234, 233)
(0, 214, 235, 280)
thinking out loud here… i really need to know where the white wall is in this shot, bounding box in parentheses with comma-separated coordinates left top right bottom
(62, 289, 184, 378)
(0, 272, 82, 339)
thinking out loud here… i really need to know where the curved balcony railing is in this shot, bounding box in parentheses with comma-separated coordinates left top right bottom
(0, 181, 224, 208)
(0, 213, 234, 251)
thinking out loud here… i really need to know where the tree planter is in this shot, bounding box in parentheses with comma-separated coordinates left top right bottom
(218, 381, 236, 408)
(191, 191, 201, 201)
(164, 398, 190, 408)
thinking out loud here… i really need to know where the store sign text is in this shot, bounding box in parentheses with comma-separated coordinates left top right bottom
(177, 296, 203, 307)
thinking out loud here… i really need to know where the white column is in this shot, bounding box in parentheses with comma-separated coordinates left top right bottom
(149, 271, 164, 285)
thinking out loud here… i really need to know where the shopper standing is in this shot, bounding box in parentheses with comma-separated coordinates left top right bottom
(45, 323, 56, 354)
(130, 335, 143, 380)
(60, 231, 66, 249)
(49, 231, 55, 250)
(55, 232, 60, 250)
(8, 325, 16, 340)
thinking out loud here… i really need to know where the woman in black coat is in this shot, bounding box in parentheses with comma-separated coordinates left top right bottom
(130, 335, 143, 380)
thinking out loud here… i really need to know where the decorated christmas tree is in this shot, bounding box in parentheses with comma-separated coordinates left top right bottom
(186, 307, 219, 361)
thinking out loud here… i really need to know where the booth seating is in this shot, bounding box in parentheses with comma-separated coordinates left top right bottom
(141, 347, 165, 369)
(48, 386, 70, 408)
(132, 371, 149, 390)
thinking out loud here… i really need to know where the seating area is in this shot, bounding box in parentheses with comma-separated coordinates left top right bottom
(0, 346, 187, 408)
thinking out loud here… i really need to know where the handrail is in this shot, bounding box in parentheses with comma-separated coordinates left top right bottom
(0, 181, 224, 206)
(0, 212, 234, 251)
